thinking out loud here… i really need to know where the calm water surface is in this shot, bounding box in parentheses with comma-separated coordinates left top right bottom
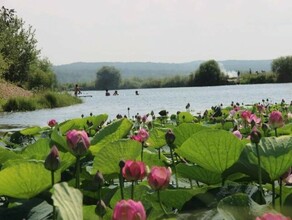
(0, 83, 291, 131)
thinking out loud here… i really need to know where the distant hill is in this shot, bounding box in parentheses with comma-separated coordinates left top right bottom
(53, 60, 272, 84)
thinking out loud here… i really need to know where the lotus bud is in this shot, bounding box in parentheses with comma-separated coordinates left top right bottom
(44, 146, 60, 172)
(48, 119, 57, 127)
(119, 160, 125, 169)
(94, 171, 104, 189)
(122, 160, 146, 181)
(66, 130, 90, 156)
(269, 110, 284, 129)
(112, 199, 146, 220)
(165, 129, 175, 145)
(250, 128, 261, 144)
(95, 199, 107, 217)
(147, 166, 172, 190)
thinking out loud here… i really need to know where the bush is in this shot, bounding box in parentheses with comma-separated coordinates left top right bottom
(3, 97, 37, 111)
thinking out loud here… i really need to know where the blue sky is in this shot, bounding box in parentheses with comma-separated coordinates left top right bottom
(2, 0, 292, 65)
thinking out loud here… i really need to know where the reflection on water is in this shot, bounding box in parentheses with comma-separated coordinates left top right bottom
(0, 83, 291, 131)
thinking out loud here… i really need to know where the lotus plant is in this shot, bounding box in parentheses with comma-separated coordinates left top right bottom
(44, 145, 60, 220)
(131, 128, 149, 162)
(48, 119, 57, 128)
(122, 160, 147, 199)
(66, 129, 90, 188)
(148, 166, 172, 215)
(112, 199, 146, 220)
(269, 110, 284, 137)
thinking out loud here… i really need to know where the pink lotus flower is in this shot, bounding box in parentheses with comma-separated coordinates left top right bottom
(112, 199, 146, 220)
(122, 160, 146, 181)
(249, 114, 261, 124)
(44, 145, 60, 171)
(257, 104, 265, 113)
(241, 110, 252, 122)
(256, 212, 291, 220)
(232, 130, 242, 139)
(66, 130, 90, 156)
(148, 166, 171, 190)
(48, 119, 57, 127)
(131, 128, 149, 143)
(269, 111, 284, 129)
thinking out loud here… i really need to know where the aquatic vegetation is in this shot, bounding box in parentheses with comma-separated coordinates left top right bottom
(0, 101, 292, 219)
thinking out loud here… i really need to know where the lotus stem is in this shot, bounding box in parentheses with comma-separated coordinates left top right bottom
(169, 146, 178, 188)
(275, 128, 278, 137)
(98, 187, 103, 220)
(75, 156, 80, 189)
(158, 148, 161, 159)
(189, 178, 193, 189)
(51, 171, 56, 220)
(131, 181, 135, 199)
(272, 181, 275, 208)
(141, 142, 144, 162)
(255, 142, 265, 204)
(279, 177, 283, 209)
(157, 190, 168, 216)
(119, 167, 124, 199)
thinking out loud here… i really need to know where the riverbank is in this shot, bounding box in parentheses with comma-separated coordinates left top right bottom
(0, 81, 33, 100)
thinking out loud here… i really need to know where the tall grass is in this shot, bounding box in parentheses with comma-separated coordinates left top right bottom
(2, 91, 82, 112)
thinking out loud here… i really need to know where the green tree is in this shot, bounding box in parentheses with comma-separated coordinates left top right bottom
(95, 66, 121, 90)
(0, 6, 39, 83)
(272, 56, 292, 82)
(27, 58, 57, 89)
(190, 60, 227, 86)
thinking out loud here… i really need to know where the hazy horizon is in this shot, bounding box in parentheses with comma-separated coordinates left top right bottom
(2, 0, 292, 65)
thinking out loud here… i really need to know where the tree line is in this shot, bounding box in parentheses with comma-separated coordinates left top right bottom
(0, 6, 56, 90)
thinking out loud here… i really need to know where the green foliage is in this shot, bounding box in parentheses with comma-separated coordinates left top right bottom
(272, 56, 292, 82)
(240, 72, 277, 84)
(95, 66, 121, 90)
(0, 6, 38, 83)
(2, 91, 81, 111)
(190, 60, 228, 86)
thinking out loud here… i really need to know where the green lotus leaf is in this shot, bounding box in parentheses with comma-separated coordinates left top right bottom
(92, 139, 141, 175)
(90, 118, 133, 154)
(0, 161, 59, 199)
(177, 112, 194, 123)
(50, 128, 69, 152)
(20, 126, 42, 135)
(246, 136, 292, 180)
(147, 128, 168, 149)
(58, 114, 108, 134)
(139, 149, 167, 168)
(176, 129, 245, 174)
(173, 123, 209, 148)
(52, 182, 83, 220)
(176, 163, 222, 185)
(217, 193, 271, 220)
(150, 188, 210, 211)
(0, 147, 23, 164)
(22, 138, 51, 160)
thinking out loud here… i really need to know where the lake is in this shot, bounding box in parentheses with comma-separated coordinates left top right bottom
(0, 83, 291, 131)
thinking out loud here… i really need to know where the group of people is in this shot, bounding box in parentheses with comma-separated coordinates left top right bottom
(105, 90, 139, 96)
(74, 85, 140, 97)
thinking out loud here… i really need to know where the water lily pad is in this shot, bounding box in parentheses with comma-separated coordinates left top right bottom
(246, 136, 292, 180)
(92, 139, 141, 175)
(52, 182, 83, 220)
(176, 129, 245, 174)
(173, 123, 209, 148)
(90, 118, 133, 154)
(176, 163, 222, 185)
(20, 126, 42, 136)
(0, 161, 56, 199)
(217, 193, 271, 220)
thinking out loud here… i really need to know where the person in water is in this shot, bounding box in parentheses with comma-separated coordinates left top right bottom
(113, 90, 119, 96)
(105, 89, 110, 96)
(74, 84, 81, 96)
(135, 90, 139, 95)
